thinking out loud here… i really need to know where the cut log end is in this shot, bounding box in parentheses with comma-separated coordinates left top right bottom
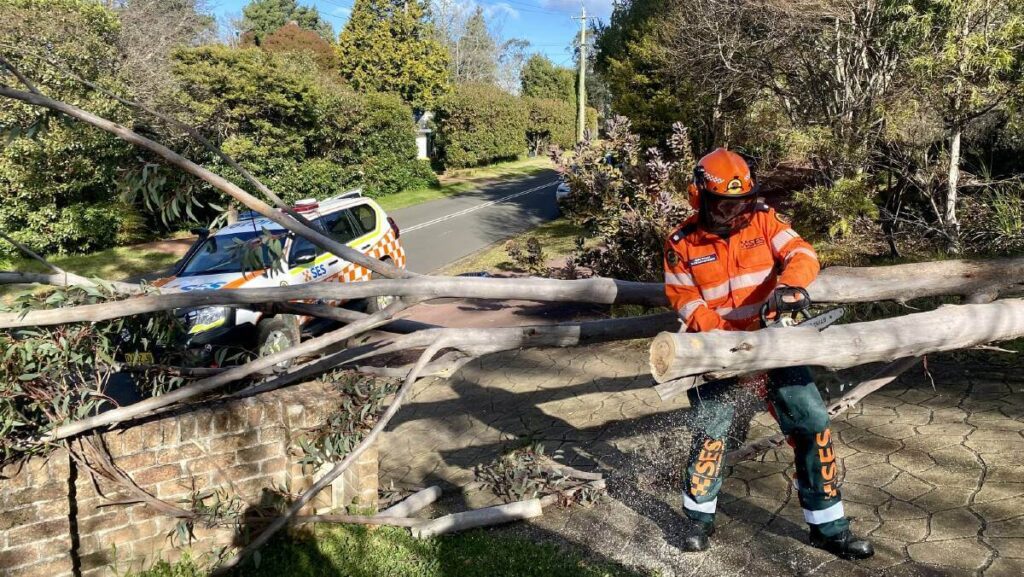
(649, 332, 678, 383)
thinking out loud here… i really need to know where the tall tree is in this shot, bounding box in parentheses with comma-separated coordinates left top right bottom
(336, 0, 450, 108)
(116, 0, 216, 105)
(910, 0, 1024, 250)
(240, 0, 333, 43)
(520, 54, 575, 103)
(453, 6, 497, 84)
(496, 38, 530, 94)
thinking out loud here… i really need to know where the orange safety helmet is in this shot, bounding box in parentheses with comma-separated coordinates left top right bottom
(687, 148, 758, 235)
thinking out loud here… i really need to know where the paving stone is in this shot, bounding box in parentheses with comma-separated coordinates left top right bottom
(884, 473, 935, 501)
(840, 451, 880, 471)
(986, 515, 1024, 538)
(880, 500, 930, 520)
(916, 422, 976, 437)
(975, 482, 1024, 504)
(915, 465, 983, 487)
(984, 465, 1024, 484)
(888, 450, 937, 474)
(841, 482, 892, 506)
(913, 488, 973, 511)
(869, 423, 919, 440)
(873, 517, 930, 542)
(906, 538, 992, 570)
(973, 499, 1024, 523)
(984, 558, 1024, 577)
(989, 538, 1024, 559)
(844, 462, 901, 485)
(902, 435, 967, 452)
(928, 508, 982, 540)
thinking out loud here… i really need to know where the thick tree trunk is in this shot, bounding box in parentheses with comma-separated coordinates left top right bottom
(650, 299, 1024, 382)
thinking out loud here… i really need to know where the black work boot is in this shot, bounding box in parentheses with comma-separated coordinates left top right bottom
(679, 519, 715, 552)
(810, 528, 874, 560)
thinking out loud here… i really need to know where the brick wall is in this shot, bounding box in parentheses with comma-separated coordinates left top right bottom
(0, 380, 379, 577)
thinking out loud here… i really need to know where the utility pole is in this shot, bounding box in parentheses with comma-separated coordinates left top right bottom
(575, 4, 587, 142)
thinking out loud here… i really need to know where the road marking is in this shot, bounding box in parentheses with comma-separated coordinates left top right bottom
(402, 180, 558, 233)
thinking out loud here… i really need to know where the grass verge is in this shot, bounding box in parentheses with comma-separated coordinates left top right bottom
(377, 156, 555, 211)
(131, 526, 643, 577)
(0, 244, 185, 283)
(437, 217, 584, 276)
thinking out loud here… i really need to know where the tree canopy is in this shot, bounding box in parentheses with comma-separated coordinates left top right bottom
(337, 0, 451, 108)
(241, 0, 333, 43)
(520, 54, 576, 104)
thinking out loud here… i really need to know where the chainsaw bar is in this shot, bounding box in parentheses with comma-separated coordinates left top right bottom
(798, 307, 845, 331)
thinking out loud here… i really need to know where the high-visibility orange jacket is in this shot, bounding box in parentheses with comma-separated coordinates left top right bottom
(663, 204, 819, 332)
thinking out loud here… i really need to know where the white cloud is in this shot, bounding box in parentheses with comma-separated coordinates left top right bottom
(484, 2, 519, 20)
(332, 6, 351, 16)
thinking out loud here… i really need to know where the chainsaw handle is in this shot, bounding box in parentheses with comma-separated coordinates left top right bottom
(760, 286, 812, 327)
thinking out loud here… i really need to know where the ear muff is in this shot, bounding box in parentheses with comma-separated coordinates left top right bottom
(687, 182, 700, 211)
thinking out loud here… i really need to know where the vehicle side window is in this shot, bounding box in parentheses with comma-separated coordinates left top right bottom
(323, 210, 360, 244)
(351, 204, 377, 235)
(288, 214, 334, 265)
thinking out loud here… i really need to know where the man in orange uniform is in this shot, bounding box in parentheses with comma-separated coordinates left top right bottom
(664, 148, 873, 559)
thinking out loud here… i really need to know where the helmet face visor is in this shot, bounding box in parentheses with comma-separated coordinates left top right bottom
(703, 195, 755, 235)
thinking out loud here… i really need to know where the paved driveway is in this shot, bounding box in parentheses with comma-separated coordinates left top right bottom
(379, 342, 1024, 577)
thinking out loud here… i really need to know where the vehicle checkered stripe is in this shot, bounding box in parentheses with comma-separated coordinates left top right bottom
(336, 229, 406, 283)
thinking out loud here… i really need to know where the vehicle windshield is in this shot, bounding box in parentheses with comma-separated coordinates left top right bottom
(180, 231, 282, 277)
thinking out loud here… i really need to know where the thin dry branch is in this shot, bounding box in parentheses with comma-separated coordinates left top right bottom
(0, 277, 667, 329)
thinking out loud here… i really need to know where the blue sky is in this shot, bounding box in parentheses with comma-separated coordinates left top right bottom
(211, 0, 614, 66)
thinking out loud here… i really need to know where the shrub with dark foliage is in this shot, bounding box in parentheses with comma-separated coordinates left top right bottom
(552, 117, 694, 282)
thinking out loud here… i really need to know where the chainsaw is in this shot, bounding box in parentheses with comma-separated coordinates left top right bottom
(653, 292, 845, 402)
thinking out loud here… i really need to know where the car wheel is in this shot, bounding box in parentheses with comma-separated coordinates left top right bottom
(365, 260, 397, 314)
(256, 316, 300, 370)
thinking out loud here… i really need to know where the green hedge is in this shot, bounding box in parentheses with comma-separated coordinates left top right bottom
(172, 46, 435, 201)
(525, 97, 576, 155)
(0, 0, 144, 258)
(434, 83, 528, 169)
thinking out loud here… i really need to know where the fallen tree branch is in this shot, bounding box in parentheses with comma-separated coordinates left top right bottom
(0, 277, 667, 329)
(252, 514, 421, 528)
(0, 271, 144, 294)
(216, 340, 447, 572)
(411, 498, 544, 539)
(376, 486, 442, 518)
(43, 299, 414, 442)
(649, 298, 1024, 383)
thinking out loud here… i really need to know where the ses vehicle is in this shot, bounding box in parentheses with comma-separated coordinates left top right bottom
(149, 190, 405, 365)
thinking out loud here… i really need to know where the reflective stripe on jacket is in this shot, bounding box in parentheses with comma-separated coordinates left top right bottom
(663, 206, 819, 332)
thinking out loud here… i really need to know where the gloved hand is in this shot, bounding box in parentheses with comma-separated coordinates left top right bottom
(764, 285, 811, 319)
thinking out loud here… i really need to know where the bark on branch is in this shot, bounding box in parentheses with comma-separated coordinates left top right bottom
(650, 299, 1024, 382)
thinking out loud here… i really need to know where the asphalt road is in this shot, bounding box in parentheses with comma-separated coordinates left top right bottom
(389, 169, 561, 273)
